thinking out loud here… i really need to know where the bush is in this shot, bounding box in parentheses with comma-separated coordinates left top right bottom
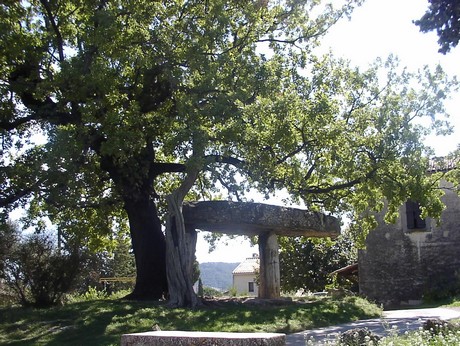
(0, 221, 20, 277)
(202, 286, 223, 297)
(2, 232, 81, 307)
(339, 327, 380, 345)
(66, 287, 132, 303)
(0, 221, 20, 306)
(422, 318, 456, 336)
(66, 286, 107, 302)
(378, 322, 460, 346)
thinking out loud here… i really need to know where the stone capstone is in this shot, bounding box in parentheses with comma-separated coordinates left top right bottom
(181, 200, 340, 300)
(182, 201, 340, 237)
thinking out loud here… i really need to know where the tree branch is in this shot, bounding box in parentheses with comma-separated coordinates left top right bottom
(204, 154, 246, 168)
(0, 178, 46, 208)
(300, 168, 378, 195)
(0, 114, 39, 131)
(40, 0, 65, 62)
(216, 175, 243, 202)
(275, 143, 307, 165)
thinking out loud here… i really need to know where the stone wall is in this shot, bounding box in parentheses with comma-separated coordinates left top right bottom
(359, 181, 460, 307)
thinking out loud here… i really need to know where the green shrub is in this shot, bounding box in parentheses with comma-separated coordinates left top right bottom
(339, 327, 380, 345)
(66, 287, 132, 303)
(228, 286, 238, 297)
(202, 286, 223, 297)
(306, 322, 460, 346)
(82, 286, 108, 300)
(2, 232, 81, 307)
(198, 278, 204, 297)
(378, 324, 460, 346)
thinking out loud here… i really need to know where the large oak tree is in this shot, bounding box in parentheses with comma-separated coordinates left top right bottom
(0, 0, 456, 304)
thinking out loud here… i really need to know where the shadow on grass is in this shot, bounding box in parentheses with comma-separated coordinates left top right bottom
(1, 300, 146, 346)
(0, 296, 381, 345)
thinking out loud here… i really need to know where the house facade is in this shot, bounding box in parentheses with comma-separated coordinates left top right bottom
(359, 179, 460, 307)
(232, 254, 259, 296)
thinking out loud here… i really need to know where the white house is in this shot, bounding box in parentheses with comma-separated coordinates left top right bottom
(232, 254, 259, 296)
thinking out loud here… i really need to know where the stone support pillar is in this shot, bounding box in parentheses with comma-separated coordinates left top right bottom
(258, 231, 280, 299)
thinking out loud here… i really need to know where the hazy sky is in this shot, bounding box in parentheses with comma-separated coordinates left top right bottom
(323, 0, 459, 155)
(195, 0, 460, 263)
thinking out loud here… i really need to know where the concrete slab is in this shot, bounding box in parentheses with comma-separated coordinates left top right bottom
(122, 331, 286, 346)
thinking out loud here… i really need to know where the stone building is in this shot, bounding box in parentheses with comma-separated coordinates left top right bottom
(359, 179, 460, 307)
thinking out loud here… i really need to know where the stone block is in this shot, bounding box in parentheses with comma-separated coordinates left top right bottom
(121, 331, 286, 346)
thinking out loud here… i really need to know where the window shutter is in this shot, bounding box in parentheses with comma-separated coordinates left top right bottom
(406, 201, 416, 229)
(414, 203, 426, 228)
(406, 201, 425, 229)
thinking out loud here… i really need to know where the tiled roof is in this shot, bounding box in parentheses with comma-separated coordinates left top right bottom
(232, 257, 259, 274)
(331, 263, 358, 276)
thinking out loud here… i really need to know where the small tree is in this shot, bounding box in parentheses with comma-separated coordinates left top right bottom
(0, 220, 20, 304)
(192, 257, 201, 285)
(0, 220, 20, 279)
(105, 232, 136, 292)
(2, 232, 81, 307)
(279, 235, 356, 293)
(197, 278, 204, 297)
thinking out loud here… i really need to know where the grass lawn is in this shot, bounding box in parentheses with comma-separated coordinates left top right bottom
(0, 295, 381, 346)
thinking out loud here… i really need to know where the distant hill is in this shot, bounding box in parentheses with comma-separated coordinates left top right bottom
(199, 262, 239, 291)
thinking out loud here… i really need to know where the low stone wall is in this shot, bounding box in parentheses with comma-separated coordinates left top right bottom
(121, 331, 286, 346)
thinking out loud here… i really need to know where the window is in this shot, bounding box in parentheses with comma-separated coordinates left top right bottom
(405, 201, 426, 230)
(248, 282, 254, 293)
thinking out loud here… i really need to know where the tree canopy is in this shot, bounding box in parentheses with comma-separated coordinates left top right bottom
(0, 0, 457, 304)
(415, 0, 460, 54)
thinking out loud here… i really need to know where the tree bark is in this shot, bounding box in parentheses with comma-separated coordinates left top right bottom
(124, 198, 167, 300)
(165, 193, 199, 307)
(98, 147, 174, 301)
(164, 168, 200, 308)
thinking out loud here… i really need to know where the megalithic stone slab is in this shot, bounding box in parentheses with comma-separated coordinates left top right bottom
(182, 200, 340, 299)
(182, 201, 340, 237)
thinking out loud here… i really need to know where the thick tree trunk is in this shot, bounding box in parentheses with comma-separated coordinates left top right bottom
(97, 145, 185, 301)
(165, 193, 199, 308)
(124, 198, 167, 300)
(163, 167, 200, 308)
